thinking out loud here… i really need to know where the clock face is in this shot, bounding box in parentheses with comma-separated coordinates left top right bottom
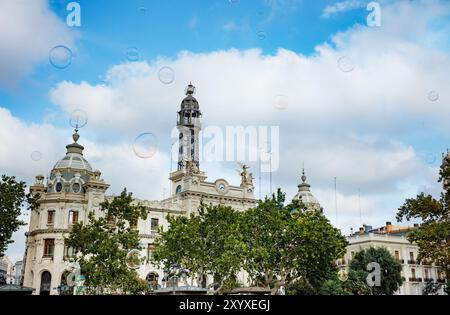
(215, 181, 228, 194)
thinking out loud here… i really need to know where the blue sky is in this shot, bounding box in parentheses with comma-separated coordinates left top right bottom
(1, 0, 450, 262)
(1, 0, 371, 121)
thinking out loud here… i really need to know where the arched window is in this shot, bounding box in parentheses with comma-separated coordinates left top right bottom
(40, 271, 52, 295)
(60, 271, 74, 295)
(146, 272, 159, 291)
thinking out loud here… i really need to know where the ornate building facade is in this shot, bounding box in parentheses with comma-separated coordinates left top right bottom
(21, 84, 257, 295)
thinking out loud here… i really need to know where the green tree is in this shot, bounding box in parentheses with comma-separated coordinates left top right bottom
(319, 277, 353, 295)
(396, 153, 450, 292)
(347, 247, 403, 295)
(241, 189, 348, 295)
(152, 203, 246, 294)
(0, 175, 39, 256)
(65, 188, 148, 295)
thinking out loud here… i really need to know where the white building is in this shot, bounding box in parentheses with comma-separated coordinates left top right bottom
(14, 260, 23, 285)
(22, 84, 257, 295)
(0, 255, 14, 284)
(338, 222, 446, 295)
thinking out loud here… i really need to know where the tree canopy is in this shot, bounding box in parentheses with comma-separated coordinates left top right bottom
(397, 153, 450, 291)
(0, 175, 39, 256)
(152, 203, 246, 293)
(65, 188, 148, 294)
(153, 189, 348, 295)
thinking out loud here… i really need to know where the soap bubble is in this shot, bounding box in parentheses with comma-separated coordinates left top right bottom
(69, 109, 88, 129)
(428, 91, 439, 102)
(126, 249, 142, 270)
(126, 47, 140, 62)
(30, 151, 42, 161)
(49, 45, 72, 69)
(257, 31, 266, 40)
(290, 209, 300, 219)
(338, 269, 349, 282)
(133, 133, 158, 159)
(337, 56, 355, 73)
(158, 66, 175, 85)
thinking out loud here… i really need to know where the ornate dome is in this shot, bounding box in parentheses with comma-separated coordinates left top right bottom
(293, 169, 321, 212)
(48, 130, 93, 193)
(52, 131, 92, 172)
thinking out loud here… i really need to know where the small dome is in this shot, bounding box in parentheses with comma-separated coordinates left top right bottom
(181, 83, 200, 110)
(181, 94, 199, 110)
(53, 153, 93, 172)
(293, 169, 321, 212)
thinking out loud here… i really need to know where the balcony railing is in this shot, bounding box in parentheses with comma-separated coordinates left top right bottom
(408, 277, 422, 282)
(436, 279, 446, 284)
(423, 278, 434, 282)
(407, 260, 417, 264)
(396, 259, 405, 264)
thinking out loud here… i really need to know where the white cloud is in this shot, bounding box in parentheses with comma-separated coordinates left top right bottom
(322, 0, 365, 18)
(3, 0, 450, 258)
(223, 21, 240, 31)
(0, 0, 78, 89)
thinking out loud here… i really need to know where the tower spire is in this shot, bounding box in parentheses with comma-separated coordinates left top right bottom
(177, 83, 202, 172)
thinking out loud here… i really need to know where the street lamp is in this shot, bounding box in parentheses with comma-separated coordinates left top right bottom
(162, 263, 189, 295)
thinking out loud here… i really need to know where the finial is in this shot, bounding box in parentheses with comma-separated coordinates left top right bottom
(301, 168, 307, 183)
(72, 129, 80, 143)
(185, 83, 196, 95)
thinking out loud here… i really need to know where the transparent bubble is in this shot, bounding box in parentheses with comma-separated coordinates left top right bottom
(428, 91, 439, 102)
(229, 0, 239, 4)
(126, 47, 140, 62)
(338, 269, 349, 282)
(133, 133, 158, 159)
(69, 109, 88, 129)
(139, 7, 147, 14)
(49, 45, 73, 69)
(126, 249, 142, 270)
(257, 31, 266, 40)
(425, 153, 436, 164)
(30, 151, 42, 161)
(273, 94, 288, 110)
(158, 66, 175, 85)
(290, 209, 300, 219)
(337, 56, 355, 73)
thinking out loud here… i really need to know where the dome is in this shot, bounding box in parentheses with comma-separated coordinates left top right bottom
(47, 130, 94, 193)
(53, 153, 92, 172)
(181, 94, 199, 110)
(293, 169, 321, 212)
(180, 83, 200, 110)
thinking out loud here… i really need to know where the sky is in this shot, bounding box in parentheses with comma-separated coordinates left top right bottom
(1, 0, 450, 263)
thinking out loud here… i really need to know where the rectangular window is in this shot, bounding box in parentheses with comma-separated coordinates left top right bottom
(64, 244, 75, 260)
(147, 244, 155, 260)
(351, 251, 355, 258)
(395, 250, 400, 260)
(151, 218, 159, 233)
(68, 210, 79, 225)
(47, 210, 55, 225)
(410, 252, 414, 261)
(43, 239, 55, 258)
(411, 268, 416, 279)
(425, 269, 429, 279)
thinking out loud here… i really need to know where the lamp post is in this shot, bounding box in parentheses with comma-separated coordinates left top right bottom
(162, 263, 188, 295)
